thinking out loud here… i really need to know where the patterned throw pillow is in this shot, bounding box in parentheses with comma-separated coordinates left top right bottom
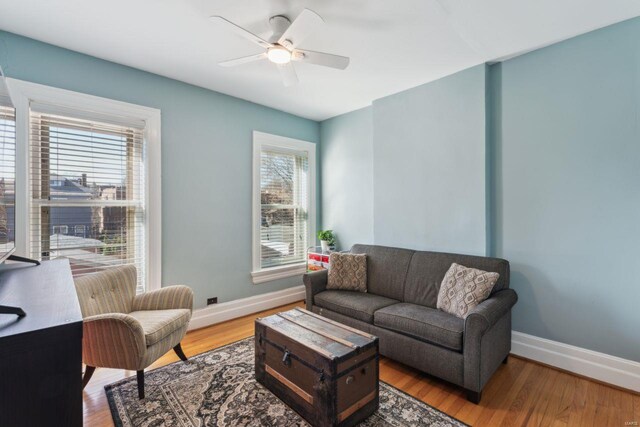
(436, 263, 500, 319)
(327, 253, 367, 292)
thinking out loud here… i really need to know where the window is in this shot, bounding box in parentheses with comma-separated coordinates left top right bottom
(74, 224, 86, 237)
(29, 111, 148, 289)
(52, 225, 69, 235)
(8, 80, 160, 292)
(252, 132, 316, 284)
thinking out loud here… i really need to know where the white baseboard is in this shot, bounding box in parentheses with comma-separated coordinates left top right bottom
(188, 285, 305, 331)
(511, 331, 640, 392)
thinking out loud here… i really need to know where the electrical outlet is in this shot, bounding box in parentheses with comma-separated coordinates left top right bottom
(207, 297, 218, 305)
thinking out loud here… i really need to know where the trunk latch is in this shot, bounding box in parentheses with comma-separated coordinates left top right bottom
(282, 350, 291, 366)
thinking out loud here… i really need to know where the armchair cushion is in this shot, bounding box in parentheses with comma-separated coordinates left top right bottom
(129, 309, 191, 346)
(374, 303, 464, 351)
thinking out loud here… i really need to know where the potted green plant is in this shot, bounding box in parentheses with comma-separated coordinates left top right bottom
(317, 230, 336, 252)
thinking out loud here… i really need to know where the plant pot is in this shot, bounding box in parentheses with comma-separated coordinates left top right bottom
(320, 240, 330, 252)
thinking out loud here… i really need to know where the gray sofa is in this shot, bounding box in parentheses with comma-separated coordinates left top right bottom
(303, 244, 518, 403)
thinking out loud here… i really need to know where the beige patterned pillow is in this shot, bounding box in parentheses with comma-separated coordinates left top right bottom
(437, 263, 500, 319)
(327, 253, 367, 292)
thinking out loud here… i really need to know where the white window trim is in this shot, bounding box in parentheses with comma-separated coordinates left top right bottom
(251, 131, 316, 284)
(6, 78, 162, 291)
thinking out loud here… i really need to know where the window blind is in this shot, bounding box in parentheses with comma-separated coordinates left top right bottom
(260, 149, 309, 268)
(0, 105, 15, 250)
(29, 112, 146, 292)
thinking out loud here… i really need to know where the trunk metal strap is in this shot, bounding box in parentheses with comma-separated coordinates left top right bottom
(260, 334, 326, 381)
(259, 334, 377, 381)
(276, 312, 359, 349)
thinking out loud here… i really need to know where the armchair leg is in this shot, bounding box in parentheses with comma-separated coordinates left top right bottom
(173, 343, 188, 361)
(466, 390, 482, 404)
(82, 366, 96, 390)
(503, 355, 509, 364)
(136, 370, 145, 399)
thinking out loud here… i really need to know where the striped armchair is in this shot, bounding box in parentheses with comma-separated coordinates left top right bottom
(74, 265, 193, 399)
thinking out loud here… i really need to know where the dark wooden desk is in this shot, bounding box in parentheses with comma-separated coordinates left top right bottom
(0, 259, 83, 427)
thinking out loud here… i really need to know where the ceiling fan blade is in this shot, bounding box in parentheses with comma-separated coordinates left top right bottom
(210, 16, 273, 49)
(219, 53, 267, 67)
(277, 9, 324, 49)
(277, 63, 299, 87)
(294, 49, 350, 70)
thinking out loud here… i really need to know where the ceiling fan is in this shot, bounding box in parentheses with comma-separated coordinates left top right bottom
(210, 9, 350, 87)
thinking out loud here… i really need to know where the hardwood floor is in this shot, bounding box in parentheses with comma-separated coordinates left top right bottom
(83, 301, 639, 426)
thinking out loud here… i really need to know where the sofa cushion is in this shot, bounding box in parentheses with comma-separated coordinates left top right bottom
(437, 263, 500, 319)
(129, 309, 191, 346)
(403, 251, 510, 308)
(350, 244, 414, 301)
(314, 290, 399, 324)
(327, 253, 367, 292)
(374, 303, 464, 351)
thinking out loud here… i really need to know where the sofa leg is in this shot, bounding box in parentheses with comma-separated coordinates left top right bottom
(466, 390, 482, 404)
(137, 370, 145, 399)
(173, 343, 188, 361)
(82, 366, 96, 390)
(503, 355, 509, 364)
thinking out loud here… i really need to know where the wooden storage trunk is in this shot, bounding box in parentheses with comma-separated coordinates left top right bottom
(255, 308, 379, 427)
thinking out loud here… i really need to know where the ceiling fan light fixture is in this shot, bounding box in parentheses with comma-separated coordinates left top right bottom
(213, 9, 349, 86)
(267, 46, 292, 64)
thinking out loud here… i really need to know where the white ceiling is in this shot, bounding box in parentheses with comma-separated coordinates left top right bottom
(0, 0, 639, 121)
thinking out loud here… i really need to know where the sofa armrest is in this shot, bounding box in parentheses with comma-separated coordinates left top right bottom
(132, 285, 194, 312)
(303, 270, 328, 310)
(464, 289, 518, 336)
(463, 288, 517, 393)
(82, 313, 146, 369)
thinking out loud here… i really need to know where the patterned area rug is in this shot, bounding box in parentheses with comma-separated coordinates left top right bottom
(106, 338, 466, 426)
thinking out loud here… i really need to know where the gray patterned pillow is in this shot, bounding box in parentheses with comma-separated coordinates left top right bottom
(436, 263, 500, 319)
(327, 253, 367, 292)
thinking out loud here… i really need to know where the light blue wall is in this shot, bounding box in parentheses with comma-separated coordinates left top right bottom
(0, 31, 320, 309)
(319, 107, 373, 250)
(493, 18, 640, 361)
(320, 18, 640, 361)
(372, 65, 487, 255)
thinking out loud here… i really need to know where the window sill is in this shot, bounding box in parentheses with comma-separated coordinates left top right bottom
(251, 263, 307, 285)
